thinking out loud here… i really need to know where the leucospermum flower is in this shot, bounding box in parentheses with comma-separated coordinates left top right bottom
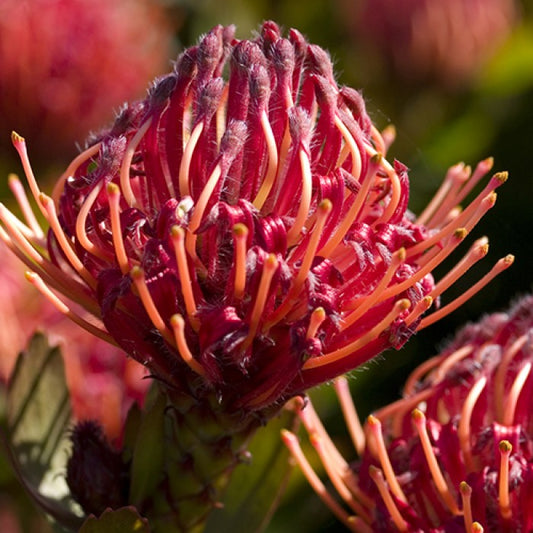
(2, 21, 512, 415)
(284, 295, 533, 532)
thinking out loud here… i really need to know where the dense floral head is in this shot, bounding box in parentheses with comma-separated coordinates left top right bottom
(347, 0, 517, 86)
(0, 0, 173, 161)
(3, 22, 511, 412)
(284, 294, 533, 532)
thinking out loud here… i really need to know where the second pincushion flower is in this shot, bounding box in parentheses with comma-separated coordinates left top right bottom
(3, 21, 511, 414)
(285, 294, 533, 531)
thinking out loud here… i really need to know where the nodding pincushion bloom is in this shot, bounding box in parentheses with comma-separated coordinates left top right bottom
(0, 0, 173, 161)
(2, 22, 512, 415)
(0, 238, 149, 442)
(347, 0, 517, 87)
(284, 295, 533, 532)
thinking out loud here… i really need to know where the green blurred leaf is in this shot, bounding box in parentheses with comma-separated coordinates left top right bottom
(478, 22, 533, 96)
(128, 389, 167, 505)
(79, 507, 150, 533)
(204, 408, 298, 533)
(1, 333, 83, 530)
(423, 110, 494, 168)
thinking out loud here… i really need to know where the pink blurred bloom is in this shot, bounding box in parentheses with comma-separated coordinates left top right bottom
(346, 0, 517, 86)
(2, 22, 511, 413)
(0, 0, 173, 160)
(285, 295, 533, 532)
(0, 239, 149, 442)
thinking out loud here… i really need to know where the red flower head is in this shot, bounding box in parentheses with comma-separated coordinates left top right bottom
(3, 22, 511, 413)
(0, 0, 173, 161)
(285, 294, 533, 532)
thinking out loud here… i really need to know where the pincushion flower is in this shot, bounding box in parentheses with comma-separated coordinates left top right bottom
(0, 0, 173, 161)
(2, 21, 512, 415)
(284, 294, 533, 532)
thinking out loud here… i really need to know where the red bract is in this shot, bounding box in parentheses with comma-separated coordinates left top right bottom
(285, 295, 533, 532)
(2, 22, 511, 412)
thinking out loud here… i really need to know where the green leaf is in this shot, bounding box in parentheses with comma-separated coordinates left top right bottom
(79, 507, 150, 533)
(128, 388, 167, 505)
(204, 408, 298, 533)
(1, 333, 83, 531)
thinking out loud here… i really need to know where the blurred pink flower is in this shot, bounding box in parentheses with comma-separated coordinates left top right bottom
(285, 294, 533, 532)
(343, 0, 517, 87)
(0, 0, 174, 161)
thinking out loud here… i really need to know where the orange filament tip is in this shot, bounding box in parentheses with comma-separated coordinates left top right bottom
(412, 408, 425, 423)
(319, 198, 333, 213)
(500, 440, 512, 454)
(487, 191, 498, 204)
(233, 222, 249, 237)
(170, 225, 185, 239)
(368, 465, 380, 479)
(107, 182, 120, 195)
(307, 307, 326, 339)
(371, 152, 383, 164)
(39, 193, 51, 206)
(11, 131, 24, 145)
(397, 298, 411, 312)
(460, 481, 472, 495)
(169, 314, 182, 328)
(312, 307, 326, 320)
(382, 124, 396, 136)
(367, 414, 380, 428)
(8, 173, 20, 186)
(472, 523, 484, 533)
(405, 296, 433, 327)
(454, 227, 468, 240)
(476, 242, 489, 257)
(502, 254, 515, 267)
(422, 295, 433, 308)
(281, 428, 297, 446)
(24, 271, 38, 283)
(492, 171, 508, 184)
(265, 253, 278, 270)
(130, 266, 144, 280)
(460, 480, 474, 532)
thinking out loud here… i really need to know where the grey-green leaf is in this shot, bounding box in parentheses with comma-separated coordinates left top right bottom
(2, 332, 83, 530)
